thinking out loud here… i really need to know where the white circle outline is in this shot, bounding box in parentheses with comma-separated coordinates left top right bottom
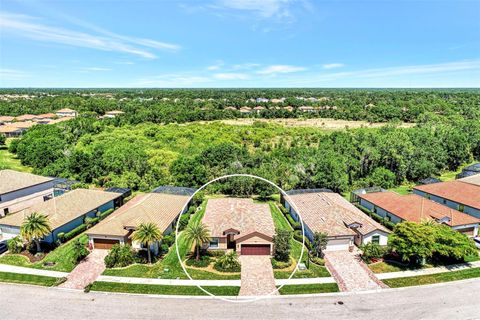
(174, 174, 306, 303)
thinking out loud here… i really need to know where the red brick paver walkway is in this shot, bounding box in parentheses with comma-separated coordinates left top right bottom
(324, 248, 387, 292)
(239, 255, 278, 296)
(59, 249, 108, 290)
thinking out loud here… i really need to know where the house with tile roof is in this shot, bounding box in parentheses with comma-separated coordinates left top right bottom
(202, 198, 276, 255)
(459, 174, 480, 187)
(0, 188, 122, 243)
(56, 108, 78, 118)
(86, 193, 190, 250)
(357, 191, 479, 236)
(0, 125, 23, 138)
(0, 170, 56, 218)
(283, 190, 390, 251)
(413, 180, 480, 219)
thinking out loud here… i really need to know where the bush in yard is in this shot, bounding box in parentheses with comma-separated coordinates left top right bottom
(99, 208, 114, 219)
(311, 232, 328, 258)
(7, 236, 23, 253)
(359, 242, 386, 263)
(57, 232, 65, 243)
(207, 250, 225, 257)
(0, 134, 5, 146)
(286, 214, 301, 230)
(388, 222, 436, 265)
(178, 214, 190, 231)
(191, 191, 205, 207)
(273, 228, 291, 262)
(162, 234, 175, 247)
(84, 216, 99, 228)
(160, 243, 169, 255)
(71, 239, 89, 263)
(213, 251, 240, 272)
(309, 256, 325, 266)
(104, 244, 136, 268)
(64, 224, 87, 241)
(430, 223, 478, 263)
(271, 257, 292, 269)
(186, 255, 212, 268)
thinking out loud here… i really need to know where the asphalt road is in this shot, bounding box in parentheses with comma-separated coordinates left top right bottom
(0, 279, 479, 320)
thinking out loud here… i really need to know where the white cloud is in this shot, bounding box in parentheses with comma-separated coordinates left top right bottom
(322, 63, 345, 69)
(0, 68, 28, 80)
(215, 0, 308, 20)
(257, 64, 306, 75)
(81, 67, 111, 72)
(214, 73, 249, 80)
(207, 60, 225, 70)
(0, 12, 180, 59)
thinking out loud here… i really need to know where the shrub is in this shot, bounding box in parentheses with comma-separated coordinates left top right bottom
(84, 216, 100, 228)
(213, 251, 241, 272)
(160, 244, 169, 255)
(360, 242, 386, 263)
(186, 255, 212, 268)
(271, 257, 292, 269)
(286, 214, 301, 230)
(309, 256, 325, 266)
(293, 230, 304, 243)
(192, 191, 205, 207)
(273, 229, 292, 262)
(71, 239, 89, 263)
(7, 236, 23, 253)
(57, 232, 66, 243)
(99, 208, 114, 219)
(207, 250, 225, 257)
(178, 214, 190, 231)
(104, 244, 136, 268)
(311, 232, 328, 258)
(64, 224, 87, 241)
(162, 234, 175, 247)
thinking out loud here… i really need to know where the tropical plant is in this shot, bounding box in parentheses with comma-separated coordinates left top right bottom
(360, 242, 386, 263)
(20, 212, 51, 253)
(273, 229, 291, 262)
(104, 244, 136, 268)
(184, 221, 211, 261)
(311, 231, 328, 258)
(71, 238, 89, 263)
(388, 222, 435, 265)
(132, 222, 162, 264)
(213, 251, 241, 272)
(7, 236, 23, 253)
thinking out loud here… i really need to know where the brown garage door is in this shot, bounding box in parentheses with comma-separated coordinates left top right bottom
(241, 244, 271, 255)
(93, 239, 120, 249)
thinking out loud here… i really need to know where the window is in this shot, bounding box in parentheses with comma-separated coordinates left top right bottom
(0, 195, 2, 202)
(209, 238, 219, 248)
(372, 235, 380, 244)
(385, 215, 391, 222)
(3, 208, 9, 215)
(459, 204, 465, 212)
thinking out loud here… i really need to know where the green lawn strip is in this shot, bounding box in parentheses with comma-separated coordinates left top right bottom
(103, 202, 239, 280)
(0, 234, 89, 272)
(90, 281, 240, 296)
(368, 261, 410, 273)
(0, 271, 60, 286)
(277, 283, 339, 295)
(0, 140, 32, 172)
(383, 267, 480, 288)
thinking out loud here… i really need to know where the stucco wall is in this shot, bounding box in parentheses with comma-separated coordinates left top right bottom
(362, 231, 389, 246)
(0, 182, 54, 216)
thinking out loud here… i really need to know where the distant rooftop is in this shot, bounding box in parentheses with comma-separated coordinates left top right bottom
(0, 170, 54, 195)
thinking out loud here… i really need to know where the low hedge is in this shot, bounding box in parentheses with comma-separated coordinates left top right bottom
(179, 214, 190, 231)
(63, 224, 87, 241)
(286, 214, 301, 230)
(186, 256, 212, 268)
(355, 204, 395, 230)
(99, 208, 114, 220)
(309, 256, 325, 266)
(271, 258, 293, 269)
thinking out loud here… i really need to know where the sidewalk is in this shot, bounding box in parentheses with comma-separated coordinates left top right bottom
(377, 260, 480, 280)
(0, 264, 68, 278)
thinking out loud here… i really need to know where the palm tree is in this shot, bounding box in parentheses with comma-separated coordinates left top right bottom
(20, 212, 51, 253)
(184, 221, 210, 261)
(132, 222, 162, 264)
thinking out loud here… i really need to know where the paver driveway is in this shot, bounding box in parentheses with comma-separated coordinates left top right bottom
(59, 249, 108, 290)
(239, 255, 278, 296)
(324, 248, 386, 292)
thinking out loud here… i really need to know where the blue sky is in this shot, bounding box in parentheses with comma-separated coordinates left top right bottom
(0, 0, 479, 87)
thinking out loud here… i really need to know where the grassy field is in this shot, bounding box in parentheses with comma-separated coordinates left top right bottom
(90, 281, 240, 296)
(277, 283, 339, 295)
(0, 139, 31, 172)
(269, 202, 331, 278)
(0, 234, 89, 272)
(0, 271, 61, 286)
(383, 267, 480, 288)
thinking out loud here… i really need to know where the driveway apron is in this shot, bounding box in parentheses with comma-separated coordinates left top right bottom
(59, 249, 108, 290)
(239, 255, 278, 296)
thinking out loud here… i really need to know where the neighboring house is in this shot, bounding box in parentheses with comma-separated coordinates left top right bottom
(253, 106, 266, 113)
(202, 198, 275, 255)
(357, 191, 479, 236)
(459, 174, 480, 187)
(413, 181, 480, 219)
(86, 193, 190, 251)
(14, 114, 36, 122)
(0, 125, 23, 138)
(456, 163, 480, 179)
(298, 106, 316, 112)
(10, 121, 36, 131)
(0, 116, 15, 125)
(283, 190, 390, 251)
(32, 113, 56, 124)
(104, 110, 125, 118)
(56, 108, 78, 118)
(0, 170, 55, 217)
(0, 189, 122, 243)
(239, 107, 252, 114)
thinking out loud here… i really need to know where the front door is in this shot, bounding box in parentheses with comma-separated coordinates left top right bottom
(227, 234, 236, 249)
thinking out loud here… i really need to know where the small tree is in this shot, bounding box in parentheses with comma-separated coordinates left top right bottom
(184, 221, 211, 261)
(388, 222, 435, 265)
(273, 229, 291, 262)
(360, 242, 386, 263)
(132, 222, 162, 264)
(20, 212, 51, 253)
(104, 244, 136, 268)
(214, 251, 241, 272)
(71, 239, 89, 263)
(7, 236, 23, 253)
(431, 224, 478, 262)
(311, 231, 328, 258)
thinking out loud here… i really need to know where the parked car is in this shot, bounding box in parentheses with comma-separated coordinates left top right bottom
(473, 237, 480, 249)
(0, 241, 7, 254)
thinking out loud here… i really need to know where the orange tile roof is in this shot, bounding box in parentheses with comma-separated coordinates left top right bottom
(203, 198, 275, 239)
(413, 181, 480, 209)
(0, 116, 15, 122)
(0, 125, 22, 133)
(287, 192, 389, 237)
(359, 191, 480, 227)
(15, 114, 36, 121)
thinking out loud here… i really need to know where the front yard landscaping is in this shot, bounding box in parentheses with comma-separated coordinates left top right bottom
(0, 271, 63, 287)
(0, 234, 90, 272)
(90, 281, 240, 296)
(383, 267, 480, 288)
(277, 283, 339, 295)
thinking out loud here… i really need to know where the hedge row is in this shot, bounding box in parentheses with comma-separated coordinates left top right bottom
(355, 204, 395, 230)
(57, 208, 116, 243)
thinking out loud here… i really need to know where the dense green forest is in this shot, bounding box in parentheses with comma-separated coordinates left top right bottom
(7, 112, 480, 193)
(1, 88, 479, 123)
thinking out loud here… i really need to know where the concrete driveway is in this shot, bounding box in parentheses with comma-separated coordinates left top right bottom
(59, 249, 108, 290)
(324, 249, 386, 292)
(239, 255, 278, 296)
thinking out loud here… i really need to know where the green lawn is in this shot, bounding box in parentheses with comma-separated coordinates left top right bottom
(269, 202, 331, 278)
(0, 234, 89, 272)
(277, 283, 339, 295)
(368, 261, 410, 273)
(383, 267, 480, 288)
(90, 281, 240, 296)
(0, 271, 61, 286)
(103, 202, 239, 280)
(0, 140, 31, 172)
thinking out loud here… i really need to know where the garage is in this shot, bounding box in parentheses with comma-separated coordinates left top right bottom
(241, 244, 271, 255)
(93, 238, 120, 249)
(325, 238, 352, 251)
(457, 227, 475, 236)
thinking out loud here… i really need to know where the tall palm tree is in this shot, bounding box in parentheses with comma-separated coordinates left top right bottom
(184, 221, 211, 261)
(20, 212, 51, 253)
(132, 222, 162, 264)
